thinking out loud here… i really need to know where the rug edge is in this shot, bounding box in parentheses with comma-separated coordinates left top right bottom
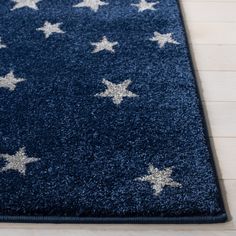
(175, 0, 228, 223)
(0, 213, 228, 224)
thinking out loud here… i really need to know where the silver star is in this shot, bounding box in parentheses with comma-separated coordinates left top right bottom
(0, 37, 7, 49)
(0, 147, 39, 175)
(0, 71, 25, 91)
(131, 0, 159, 12)
(36, 21, 65, 39)
(11, 0, 41, 11)
(95, 79, 138, 105)
(136, 164, 182, 196)
(73, 0, 108, 12)
(91, 36, 118, 53)
(150, 32, 180, 48)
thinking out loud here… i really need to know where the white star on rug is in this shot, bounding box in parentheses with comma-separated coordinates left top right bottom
(150, 32, 180, 48)
(136, 164, 182, 196)
(95, 79, 138, 105)
(11, 0, 41, 11)
(0, 147, 39, 175)
(0, 71, 25, 91)
(91, 36, 118, 53)
(73, 0, 108, 12)
(131, 0, 159, 12)
(36, 21, 65, 39)
(0, 37, 7, 49)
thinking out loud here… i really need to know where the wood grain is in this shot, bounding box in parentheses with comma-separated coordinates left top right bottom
(204, 102, 236, 137)
(187, 23, 236, 44)
(181, 2, 236, 22)
(210, 138, 236, 180)
(190, 45, 236, 71)
(198, 72, 236, 102)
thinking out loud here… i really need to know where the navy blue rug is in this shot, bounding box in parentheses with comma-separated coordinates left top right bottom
(0, 0, 227, 223)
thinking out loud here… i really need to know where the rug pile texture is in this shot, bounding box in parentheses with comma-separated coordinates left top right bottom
(0, 0, 227, 223)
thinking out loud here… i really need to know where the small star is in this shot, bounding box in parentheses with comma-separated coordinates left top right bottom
(36, 21, 65, 39)
(131, 0, 159, 12)
(11, 0, 41, 11)
(73, 0, 108, 12)
(150, 32, 180, 48)
(0, 37, 7, 49)
(91, 36, 118, 53)
(0, 147, 39, 175)
(95, 79, 138, 105)
(0, 71, 25, 91)
(136, 164, 182, 196)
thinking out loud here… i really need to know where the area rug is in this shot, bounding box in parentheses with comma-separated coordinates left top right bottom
(0, 0, 227, 223)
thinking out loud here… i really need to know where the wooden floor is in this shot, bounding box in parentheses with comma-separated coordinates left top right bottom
(1, 0, 235, 235)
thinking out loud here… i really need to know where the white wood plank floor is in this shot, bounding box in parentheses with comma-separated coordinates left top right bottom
(1, 0, 235, 235)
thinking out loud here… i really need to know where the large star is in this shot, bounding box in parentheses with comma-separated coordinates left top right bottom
(91, 36, 118, 53)
(11, 0, 41, 11)
(73, 0, 108, 12)
(136, 164, 182, 196)
(36, 21, 65, 39)
(0, 71, 25, 91)
(0, 147, 39, 175)
(0, 37, 7, 49)
(150, 32, 180, 48)
(131, 0, 159, 12)
(95, 79, 138, 105)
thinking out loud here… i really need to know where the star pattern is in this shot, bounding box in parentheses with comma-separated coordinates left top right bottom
(36, 21, 65, 39)
(136, 164, 182, 196)
(11, 0, 41, 11)
(0, 37, 7, 49)
(0, 71, 25, 91)
(95, 79, 138, 105)
(131, 0, 159, 12)
(150, 31, 179, 48)
(73, 0, 108, 12)
(0, 147, 39, 175)
(0, 1, 184, 200)
(91, 36, 118, 53)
